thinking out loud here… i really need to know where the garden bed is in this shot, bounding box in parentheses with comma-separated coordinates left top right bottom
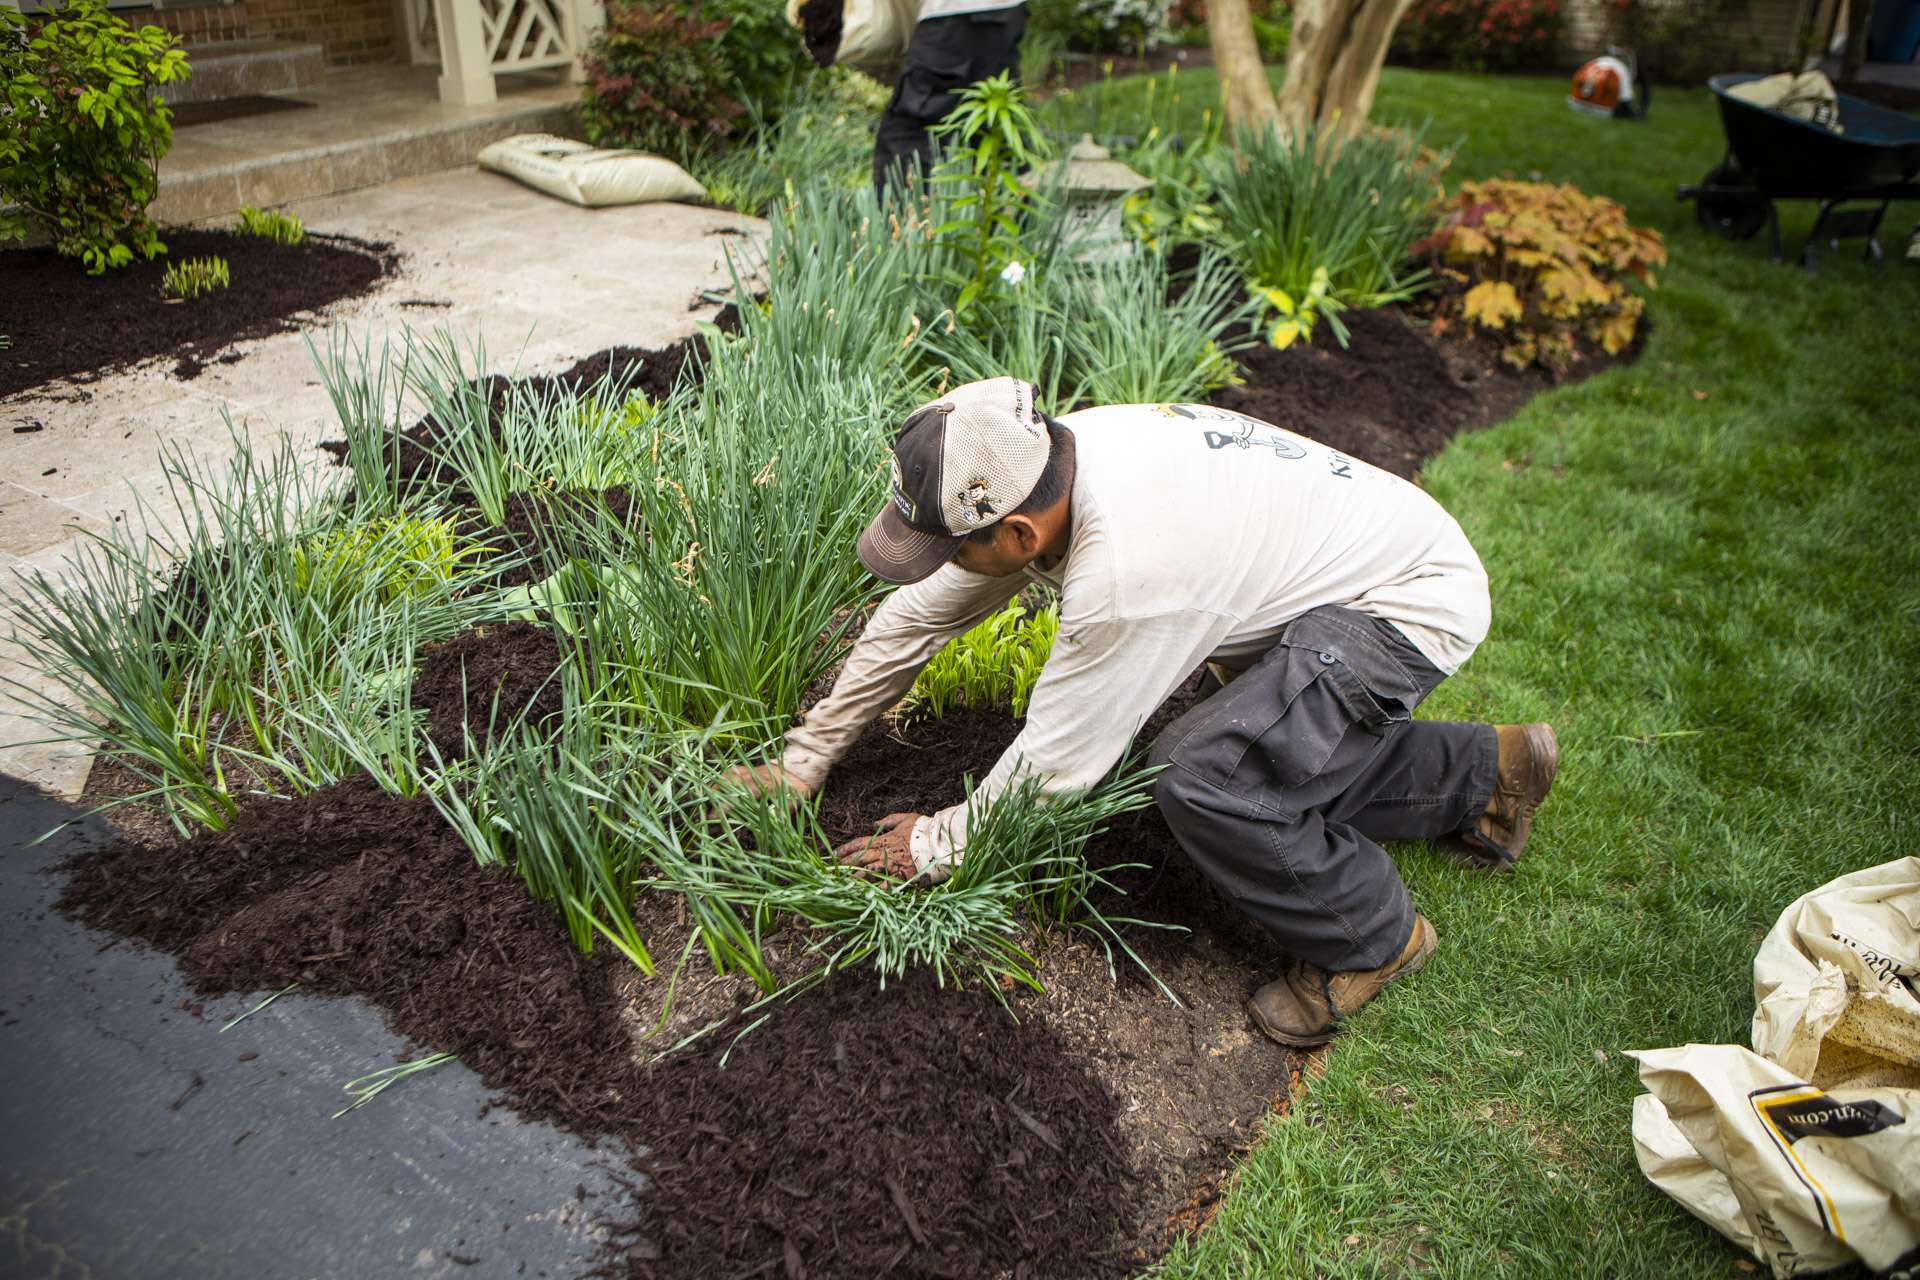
(0, 227, 397, 398)
(55, 293, 1635, 1277)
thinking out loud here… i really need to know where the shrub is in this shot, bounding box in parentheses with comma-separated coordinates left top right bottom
(1604, 0, 1757, 86)
(1209, 122, 1442, 348)
(704, 0, 805, 110)
(160, 255, 230, 299)
(1414, 178, 1665, 371)
(1390, 0, 1564, 72)
(1066, 0, 1174, 52)
(0, 0, 189, 272)
(580, 1, 744, 156)
(236, 205, 305, 245)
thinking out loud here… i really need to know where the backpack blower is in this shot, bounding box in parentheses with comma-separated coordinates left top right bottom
(1569, 48, 1650, 120)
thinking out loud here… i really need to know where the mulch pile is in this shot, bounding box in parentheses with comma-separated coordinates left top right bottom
(60, 772, 1149, 1279)
(797, 0, 844, 67)
(411, 620, 569, 758)
(1, 228, 396, 397)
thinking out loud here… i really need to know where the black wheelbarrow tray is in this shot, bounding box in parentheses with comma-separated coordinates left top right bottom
(1677, 71, 1920, 268)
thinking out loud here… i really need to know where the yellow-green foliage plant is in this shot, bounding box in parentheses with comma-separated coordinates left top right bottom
(908, 596, 1059, 719)
(292, 514, 484, 606)
(1415, 178, 1666, 371)
(160, 254, 229, 299)
(235, 205, 305, 245)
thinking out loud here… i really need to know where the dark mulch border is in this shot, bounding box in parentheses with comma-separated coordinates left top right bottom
(1, 226, 398, 398)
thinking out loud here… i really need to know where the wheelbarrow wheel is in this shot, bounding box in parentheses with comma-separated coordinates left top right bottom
(1695, 162, 1768, 241)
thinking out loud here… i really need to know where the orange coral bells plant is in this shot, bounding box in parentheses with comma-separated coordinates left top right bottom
(1412, 179, 1665, 372)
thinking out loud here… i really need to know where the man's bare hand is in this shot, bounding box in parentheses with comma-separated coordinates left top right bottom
(832, 811, 924, 881)
(721, 761, 818, 805)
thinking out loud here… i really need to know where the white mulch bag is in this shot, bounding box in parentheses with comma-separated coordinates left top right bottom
(1629, 858, 1920, 1278)
(1727, 70, 1845, 134)
(476, 134, 706, 208)
(785, 0, 918, 73)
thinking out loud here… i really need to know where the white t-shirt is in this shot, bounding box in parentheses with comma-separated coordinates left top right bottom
(782, 403, 1491, 873)
(916, 0, 1023, 20)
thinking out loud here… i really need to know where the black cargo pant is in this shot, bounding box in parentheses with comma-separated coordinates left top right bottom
(1148, 606, 1499, 973)
(872, 5, 1027, 196)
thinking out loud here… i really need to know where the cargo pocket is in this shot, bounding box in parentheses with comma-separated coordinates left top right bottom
(897, 44, 972, 122)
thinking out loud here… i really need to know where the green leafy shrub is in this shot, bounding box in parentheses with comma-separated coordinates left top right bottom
(1210, 123, 1442, 348)
(0, 0, 189, 272)
(909, 597, 1059, 719)
(1389, 0, 1564, 72)
(236, 205, 305, 245)
(704, 0, 805, 110)
(580, 1, 744, 156)
(1414, 178, 1666, 371)
(159, 255, 229, 299)
(1065, 0, 1173, 53)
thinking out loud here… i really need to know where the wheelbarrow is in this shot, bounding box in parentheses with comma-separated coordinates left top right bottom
(1677, 72, 1920, 269)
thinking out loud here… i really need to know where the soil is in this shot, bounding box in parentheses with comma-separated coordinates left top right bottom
(411, 621, 570, 758)
(0, 228, 397, 398)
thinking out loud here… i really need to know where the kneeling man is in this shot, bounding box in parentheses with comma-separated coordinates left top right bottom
(743, 377, 1557, 1046)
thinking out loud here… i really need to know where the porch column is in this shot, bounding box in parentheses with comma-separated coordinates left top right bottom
(435, 0, 496, 106)
(569, 0, 606, 85)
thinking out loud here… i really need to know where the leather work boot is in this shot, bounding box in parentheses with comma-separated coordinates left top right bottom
(1446, 723, 1559, 871)
(1248, 915, 1438, 1048)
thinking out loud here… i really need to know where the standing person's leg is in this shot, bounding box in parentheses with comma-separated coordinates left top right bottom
(873, 6, 1028, 196)
(1147, 605, 1509, 1045)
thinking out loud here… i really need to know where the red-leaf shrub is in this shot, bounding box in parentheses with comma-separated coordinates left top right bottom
(580, 1, 745, 157)
(1389, 0, 1564, 72)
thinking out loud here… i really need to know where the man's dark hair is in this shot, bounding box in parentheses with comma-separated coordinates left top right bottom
(966, 418, 1074, 544)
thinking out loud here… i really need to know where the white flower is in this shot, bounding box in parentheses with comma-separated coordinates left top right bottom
(999, 260, 1027, 286)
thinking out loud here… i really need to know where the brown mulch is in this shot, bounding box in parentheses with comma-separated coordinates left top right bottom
(59, 771, 1156, 1280)
(0, 227, 397, 398)
(798, 0, 843, 67)
(411, 621, 569, 759)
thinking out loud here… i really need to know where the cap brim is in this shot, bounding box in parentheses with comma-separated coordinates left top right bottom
(857, 504, 964, 585)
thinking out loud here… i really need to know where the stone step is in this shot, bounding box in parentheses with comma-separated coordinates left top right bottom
(161, 38, 326, 106)
(151, 68, 580, 224)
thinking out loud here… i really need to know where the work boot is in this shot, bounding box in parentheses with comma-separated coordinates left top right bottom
(1446, 723, 1559, 871)
(1248, 915, 1438, 1048)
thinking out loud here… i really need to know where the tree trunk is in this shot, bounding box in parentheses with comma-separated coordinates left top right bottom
(1206, 0, 1280, 133)
(1840, 0, 1874, 82)
(1277, 0, 1415, 136)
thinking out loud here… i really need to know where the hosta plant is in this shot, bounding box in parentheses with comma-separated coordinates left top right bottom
(160, 256, 231, 299)
(235, 205, 306, 245)
(908, 596, 1059, 719)
(1413, 178, 1666, 371)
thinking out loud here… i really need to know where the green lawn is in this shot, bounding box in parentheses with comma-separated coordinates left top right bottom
(1050, 68, 1920, 1277)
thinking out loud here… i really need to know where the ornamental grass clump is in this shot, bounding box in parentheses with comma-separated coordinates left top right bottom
(1413, 178, 1666, 371)
(659, 759, 1170, 998)
(6, 434, 499, 832)
(1210, 122, 1443, 348)
(160, 255, 230, 299)
(518, 350, 898, 742)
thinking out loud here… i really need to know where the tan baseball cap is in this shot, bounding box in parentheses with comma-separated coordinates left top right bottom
(857, 377, 1051, 584)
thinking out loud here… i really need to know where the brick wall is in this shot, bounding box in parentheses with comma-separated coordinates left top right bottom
(246, 0, 398, 66)
(113, 3, 251, 46)
(1561, 0, 1817, 67)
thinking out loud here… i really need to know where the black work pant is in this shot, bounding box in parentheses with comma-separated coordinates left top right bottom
(1148, 606, 1499, 973)
(873, 5, 1027, 196)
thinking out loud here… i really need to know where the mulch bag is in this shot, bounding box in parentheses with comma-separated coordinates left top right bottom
(1726, 70, 1845, 134)
(476, 134, 706, 208)
(787, 0, 918, 72)
(1629, 858, 1920, 1277)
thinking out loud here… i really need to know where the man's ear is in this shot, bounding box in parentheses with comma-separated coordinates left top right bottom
(998, 514, 1042, 555)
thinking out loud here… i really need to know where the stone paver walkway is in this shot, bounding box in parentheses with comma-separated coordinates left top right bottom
(1, 168, 762, 796)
